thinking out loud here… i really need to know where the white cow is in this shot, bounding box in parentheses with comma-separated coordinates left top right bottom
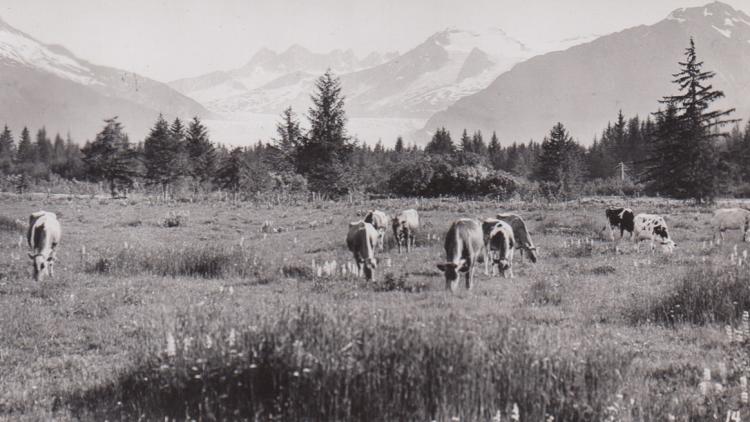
(633, 213, 676, 253)
(486, 220, 515, 278)
(392, 209, 419, 253)
(27, 211, 61, 281)
(346, 221, 379, 281)
(364, 210, 389, 251)
(437, 218, 484, 291)
(712, 208, 750, 242)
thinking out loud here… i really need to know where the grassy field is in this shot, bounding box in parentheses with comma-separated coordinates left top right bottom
(1, 193, 749, 420)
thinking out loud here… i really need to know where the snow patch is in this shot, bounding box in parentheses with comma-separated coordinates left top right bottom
(704, 8, 713, 16)
(712, 25, 732, 38)
(725, 18, 734, 26)
(0, 28, 98, 85)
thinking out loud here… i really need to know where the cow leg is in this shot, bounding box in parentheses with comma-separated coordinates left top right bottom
(483, 243, 490, 276)
(465, 263, 474, 290)
(508, 249, 515, 279)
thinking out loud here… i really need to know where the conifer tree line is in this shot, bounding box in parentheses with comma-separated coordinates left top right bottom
(0, 38, 743, 201)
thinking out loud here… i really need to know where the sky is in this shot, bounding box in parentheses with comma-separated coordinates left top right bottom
(2, 0, 750, 82)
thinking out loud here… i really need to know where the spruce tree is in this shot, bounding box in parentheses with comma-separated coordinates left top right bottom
(185, 116, 216, 184)
(269, 107, 303, 173)
(472, 131, 487, 156)
(81, 117, 139, 197)
(297, 70, 354, 194)
(394, 136, 404, 154)
(16, 127, 35, 164)
(643, 38, 737, 201)
(0, 125, 15, 171)
(459, 129, 472, 153)
(144, 114, 186, 197)
(488, 131, 501, 169)
(425, 127, 454, 154)
(536, 122, 582, 194)
(36, 127, 52, 165)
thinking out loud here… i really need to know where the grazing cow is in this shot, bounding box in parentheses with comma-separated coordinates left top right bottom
(437, 218, 484, 291)
(27, 211, 61, 281)
(496, 213, 538, 263)
(633, 213, 676, 253)
(712, 208, 750, 242)
(392, 209, 419, 253)
(346, 221, 379, 281)
(603, 207, 635, 240)
(364, 210, 389, 251)
(486, 220, 515, 278)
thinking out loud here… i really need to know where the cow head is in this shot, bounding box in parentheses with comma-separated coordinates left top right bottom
(437, 259, 468, 288)
(526, 246, 538, 263)
(744, 228, 750, 243)
(28, 252, 53, 281)
(363, 258, 377, 281)
(392, 217, 405, 240)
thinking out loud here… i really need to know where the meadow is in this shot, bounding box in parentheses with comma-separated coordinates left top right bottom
(0, 193, 749, 421)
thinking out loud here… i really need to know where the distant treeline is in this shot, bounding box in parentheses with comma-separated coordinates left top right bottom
(0, 38, 745, 202)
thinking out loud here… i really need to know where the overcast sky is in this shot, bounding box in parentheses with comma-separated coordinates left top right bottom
(2, 0, 749, 82)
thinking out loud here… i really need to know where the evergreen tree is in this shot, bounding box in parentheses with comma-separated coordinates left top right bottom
(394, 136, 404, 154)
(81, 117, 139, 197)
(0, 125, 15, 171)
(144, 114, 186, 197)
(269, 107, 303, 173)
(425, 127, 454, 154)
(487, 131, 501, 169)
(459, 129, 472, 153)
(536, 123, 582, 194)
(16, 127, 35, 164)
(36, 127, 52, 165)
(643, 38, 737, 201)
(215, 147, 251, 194)
(471, 131, 487, 156)
(297, 70, 354, 194)
(185, 116, 216, 184)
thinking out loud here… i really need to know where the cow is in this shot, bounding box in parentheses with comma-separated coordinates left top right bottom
(346, 221, 379, 281)
(27, 211, 61, 281)
(712, 208, 750, 242)
(633, 213, 676, 253)
(364, 210, 389, 251)
(486, 220, 515, 278)
(603, 207, 635, 240)
(392, 209, 419, 253)
(437, 218, 484, 291)
(496, 213, 538, 263)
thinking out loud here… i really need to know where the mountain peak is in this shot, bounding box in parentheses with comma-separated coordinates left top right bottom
(666, 1, 750, 39)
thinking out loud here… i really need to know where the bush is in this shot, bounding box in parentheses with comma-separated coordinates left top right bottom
(70, 305, 633, 421)
(86, 245, 266, 279)
(628, 265, 750, 325)
(163, 210, 189, 227)
(0, 215, 25, 233)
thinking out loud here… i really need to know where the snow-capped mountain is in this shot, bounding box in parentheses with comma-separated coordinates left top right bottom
(169, 46, 398, 105)
(0, 15, 209, 142)
(193, 27, 536, 119)
(423, 1, 750, 145)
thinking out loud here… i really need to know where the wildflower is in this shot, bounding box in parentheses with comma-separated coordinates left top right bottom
(742, 391, 748, 404)
(228, 328, 237, 348)
(205, 334, 213, 349)
(450, 417, 460, 422)
(511, 403, 520, 421)
(492, 410, 501, 422)
(727, 325, 734, 342)
(165, 332, 176, 357)
(293, 371, 299, 377)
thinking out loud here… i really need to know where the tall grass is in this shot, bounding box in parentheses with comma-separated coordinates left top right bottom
(628, 265, 750, 325)
(0, 215, 25, 233)
(86, 245, 266, 279)
(70, 304, 633, 421)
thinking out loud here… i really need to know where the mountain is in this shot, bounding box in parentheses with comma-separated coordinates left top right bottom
(169, 46, 397, 105)
(0, 15, 209, 142)
(179, 28, 534, 119)
(423, 1, 750, 145)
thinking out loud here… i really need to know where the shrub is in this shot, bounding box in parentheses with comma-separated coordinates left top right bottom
(163, 210, 189, 228)
(0, 215, 25, 233)
(86, 245, 265, 279)
(627, 265, 750, 325)
(70, 305, 633, 421)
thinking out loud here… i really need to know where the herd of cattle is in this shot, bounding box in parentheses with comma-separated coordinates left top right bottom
(347, 206, 750, 291)
(18, 206, 750, 289)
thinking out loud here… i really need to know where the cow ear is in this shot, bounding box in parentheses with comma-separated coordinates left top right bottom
(28, 253, 34, 260)
(436, 263, 447, 272)
(47, 256, 54, 262)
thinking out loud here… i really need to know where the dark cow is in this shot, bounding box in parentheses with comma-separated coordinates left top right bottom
(604, 207, 634, 240)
